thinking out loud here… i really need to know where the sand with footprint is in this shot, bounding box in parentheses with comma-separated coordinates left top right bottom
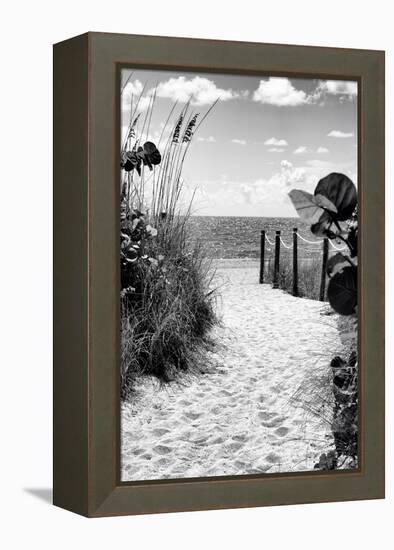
(121, 260, 343, 481)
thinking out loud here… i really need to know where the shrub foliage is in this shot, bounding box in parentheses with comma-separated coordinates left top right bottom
(289, 173, 358, 469)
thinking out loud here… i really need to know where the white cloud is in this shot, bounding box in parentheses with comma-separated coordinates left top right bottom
(123, 79, 144, 98)
(156, 76, 240, 106)
(293, 146, 308, 154)
(241, 161, 307, 205)
(197, 136, 216, 143)
(122, 80, 152, 114)
(264, 137, 288, 146)
(190, 156, 358, 215)
(240, 183, 254, 203)
(253, 78, 357, 109)
(306, 159, 332, 169)
(327, 130, 354, 138)
(188, 161, 325, 215)
(231, 138, 247, 145)
(294, 145, 331, 154)
(122, 76, 244, 114)
(268, 147, 285, 153)
(318, 80, 357, 97)
(253, 78, 310, 107)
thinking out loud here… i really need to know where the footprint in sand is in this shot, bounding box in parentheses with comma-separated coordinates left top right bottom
(152, 428, 170, 437)
(232, 434, 248, 443)
(258, 411, 276, 421)
(154, 445, 172, 455)
(270, 385, 284, 394)
(275, 426, 290, 437)
(184, 412, 202, 421)
(220, 389, 234, 397)
(132, 448, 144, 456)
(154, 457, 172, 467)
(210, 436, 225, 445)
(265, 452, 282, 464)
(261, 416, 287, 428)
(258, 411, 286, 428)
(192, 436, 209, 446)
(256, 463, 272, 473)
(227, 441, 244, 452)
(141, 453, 152, 460)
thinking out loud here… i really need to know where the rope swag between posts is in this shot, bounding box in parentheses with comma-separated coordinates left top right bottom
(259, 228, 344, 301)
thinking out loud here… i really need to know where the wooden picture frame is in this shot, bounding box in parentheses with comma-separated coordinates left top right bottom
(53, 32, 385, 517)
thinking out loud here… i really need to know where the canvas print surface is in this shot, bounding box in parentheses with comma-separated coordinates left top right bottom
(119, 69, 358, 481)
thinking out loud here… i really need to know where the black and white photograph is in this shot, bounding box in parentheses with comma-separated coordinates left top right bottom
(119, 68, 359, 481)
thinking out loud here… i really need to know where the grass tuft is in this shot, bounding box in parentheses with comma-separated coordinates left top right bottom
(120, 86, 217, 400)
(264, 252, 323, 300)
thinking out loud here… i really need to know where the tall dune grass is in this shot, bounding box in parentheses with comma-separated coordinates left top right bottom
(264, 252, 324, 300)
(120, 87, 218, 399)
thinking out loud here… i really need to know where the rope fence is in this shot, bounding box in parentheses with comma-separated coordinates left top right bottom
(279, 237, 292, 250)
(265, 236, 275, 247)
(259, 228, 346, 301)
(267, 231, 346, 250)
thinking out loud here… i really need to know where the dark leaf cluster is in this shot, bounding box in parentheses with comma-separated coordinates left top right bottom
(121, 141, 161, 175)
(289, 172, 358, 315)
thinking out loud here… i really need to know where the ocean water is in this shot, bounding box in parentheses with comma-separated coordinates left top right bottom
(188, 216, 323, 260)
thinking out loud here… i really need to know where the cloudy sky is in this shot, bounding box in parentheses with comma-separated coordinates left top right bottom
(121, 69, 357, 217)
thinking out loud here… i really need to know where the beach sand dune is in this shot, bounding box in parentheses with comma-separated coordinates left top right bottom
(121, 260, 343, 481)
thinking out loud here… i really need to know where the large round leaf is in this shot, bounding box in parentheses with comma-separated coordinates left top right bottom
(288, 190, 325, 224)
(120, 150, 138, 172)
(288, 190, 338, 234)
(310, 211, 332, 236)
(326, 252, 348, 277)
(327, 266, 357, 315)
(314, 173, 357, 220)
(144, 141, 161, 165)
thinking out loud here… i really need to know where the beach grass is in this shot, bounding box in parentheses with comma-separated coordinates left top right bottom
(121, 233, 217, 398)
(120, 89, 217, 399)
(264, 252, 324, 301)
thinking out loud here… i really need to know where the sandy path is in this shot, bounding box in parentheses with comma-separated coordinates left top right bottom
(121, 260, 342, 481)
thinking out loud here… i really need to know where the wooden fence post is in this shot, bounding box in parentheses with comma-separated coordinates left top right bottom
(259, 230, 265, 284)
(273, 230, 280, 289)
(293, 227, 298, 297)
(319, 237, 329, 301)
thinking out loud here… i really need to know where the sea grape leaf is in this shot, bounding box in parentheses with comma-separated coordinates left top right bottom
(132, 218, 141, 230)
(120, 150, 138, 172)
(326, 253, 348, 277)
(131, 209, 144, 220)
(120, 232, 131, 248)
(313, 193, 338, 213)
(314, 173, 357, 220)
(144, 141, 161, 166)
(310, 211, 333, 236)
(120, 142, 161, 173)
(327, 266, 357, 315)
(288, 190, 325, 224)
(123, 244, 139, 259)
